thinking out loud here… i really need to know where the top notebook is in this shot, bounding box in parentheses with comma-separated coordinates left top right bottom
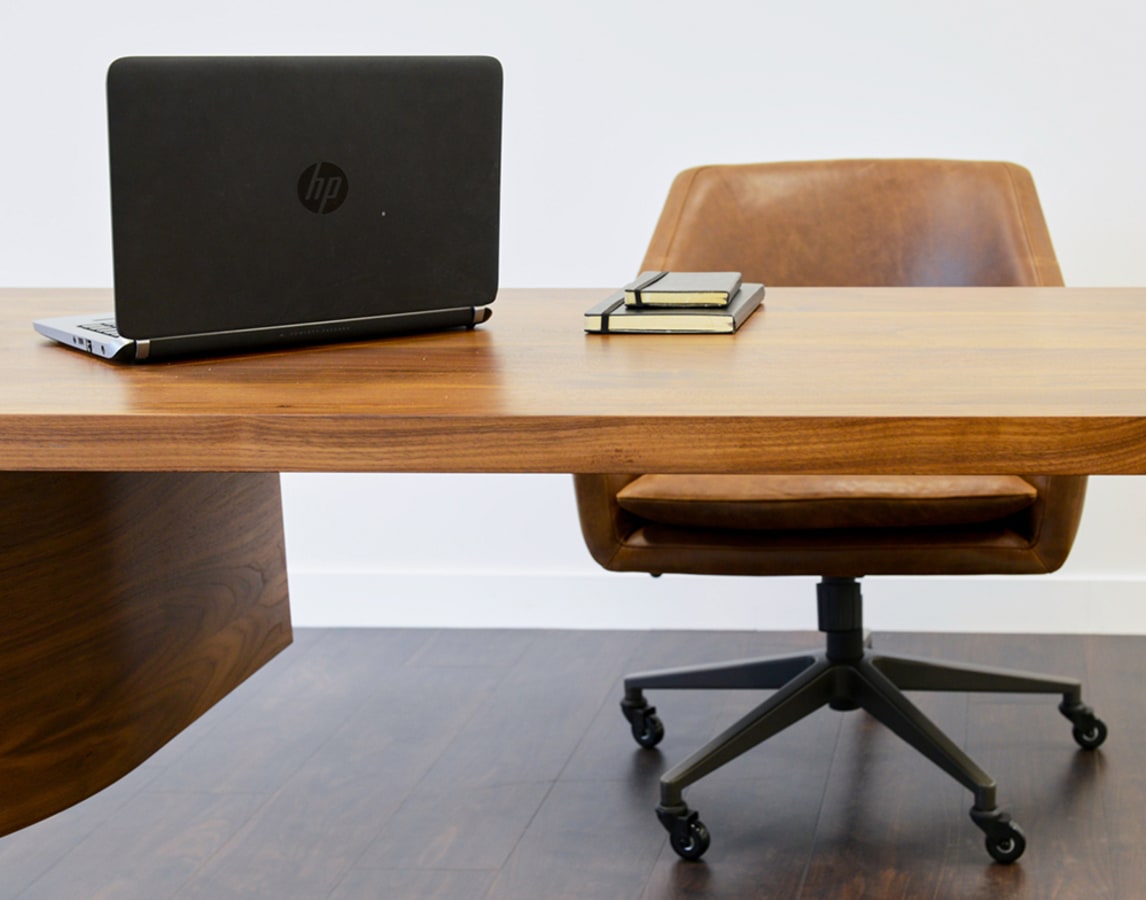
(71, 56, 501, 360)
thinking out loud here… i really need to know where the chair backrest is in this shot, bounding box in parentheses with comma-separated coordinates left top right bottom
(640, 159, 1064, 288)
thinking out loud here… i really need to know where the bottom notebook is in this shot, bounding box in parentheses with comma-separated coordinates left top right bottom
(583, 283, 765, 334)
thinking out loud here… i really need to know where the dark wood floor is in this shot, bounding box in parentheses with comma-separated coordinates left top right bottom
(1, 627, 1142, 899)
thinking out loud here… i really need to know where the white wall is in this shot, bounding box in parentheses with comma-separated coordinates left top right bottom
(3, 0, 1145, 632)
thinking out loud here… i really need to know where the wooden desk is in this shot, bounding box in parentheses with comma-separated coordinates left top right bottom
(5, 287, 1146, 474)
(3, 285, 1146, 835)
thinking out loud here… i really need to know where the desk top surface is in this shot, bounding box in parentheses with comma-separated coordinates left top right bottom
(4, 286, 1146, 474)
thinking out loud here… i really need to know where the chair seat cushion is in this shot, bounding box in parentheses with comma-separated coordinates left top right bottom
(616, 474, 1039, 531)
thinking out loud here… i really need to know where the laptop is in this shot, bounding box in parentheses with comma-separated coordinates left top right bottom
(35, 55, 503, 362)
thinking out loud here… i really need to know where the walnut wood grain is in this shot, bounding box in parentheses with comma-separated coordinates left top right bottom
(0, 471, 291, 837)
(5, 286, 1146, 473)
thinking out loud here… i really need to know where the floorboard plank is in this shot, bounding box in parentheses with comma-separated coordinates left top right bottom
(0, 628, 1140, 899)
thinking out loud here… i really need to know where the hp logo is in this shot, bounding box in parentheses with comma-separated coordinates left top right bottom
(298, 162, 349, 214)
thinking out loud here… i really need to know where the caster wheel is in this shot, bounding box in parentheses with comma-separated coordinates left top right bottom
(1072, 718, 1108, 750)
(621, 696, 665, 749)
(669, 818, 711, 861)
(985, 822, 1026, 864)
(631, 712, 665, 749)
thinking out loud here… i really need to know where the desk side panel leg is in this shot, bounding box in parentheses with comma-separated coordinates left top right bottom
(0, 471, 292, 836)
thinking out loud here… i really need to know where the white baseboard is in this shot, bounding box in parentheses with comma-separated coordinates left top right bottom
(286, 570, 1146, 634)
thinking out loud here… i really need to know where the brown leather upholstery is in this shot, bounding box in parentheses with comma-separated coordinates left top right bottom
(640, 159, 1063, 287)
(574, 160, 1087, 579)
(616, 475, 1040, 531)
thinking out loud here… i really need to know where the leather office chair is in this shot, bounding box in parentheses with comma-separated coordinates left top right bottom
(573, 159, 1105, 864)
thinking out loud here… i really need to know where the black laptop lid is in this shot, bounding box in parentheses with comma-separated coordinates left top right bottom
(107, 56, 502, 339)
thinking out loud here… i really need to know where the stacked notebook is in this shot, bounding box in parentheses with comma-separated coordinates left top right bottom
(584, 271, 764, 334)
